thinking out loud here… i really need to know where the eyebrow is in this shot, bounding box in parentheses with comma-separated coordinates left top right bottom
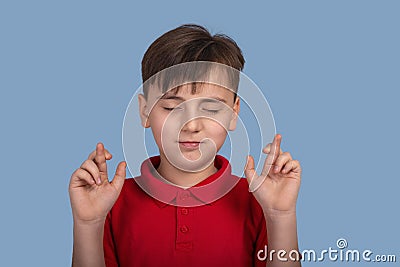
(159, 94, 227, 103)
(159, 95, 184, 101)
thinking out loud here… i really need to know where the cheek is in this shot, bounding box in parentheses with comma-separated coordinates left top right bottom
(150, 113, 181, 145)
(149, 115, 166, 144)
(207, 122, 228, 144)
(213, 111, 235, 129)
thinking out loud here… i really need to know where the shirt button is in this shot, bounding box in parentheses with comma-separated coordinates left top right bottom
(180, 225, 189, 233)
(181, 192, 190, 200)
(181, 208, 188, 215)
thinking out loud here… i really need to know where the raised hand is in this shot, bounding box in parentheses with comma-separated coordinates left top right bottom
(69, 143, 126, 224)
(244, 134, 301, 214)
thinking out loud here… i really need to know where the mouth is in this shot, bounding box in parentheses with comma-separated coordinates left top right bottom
(178, 141, 202, 149)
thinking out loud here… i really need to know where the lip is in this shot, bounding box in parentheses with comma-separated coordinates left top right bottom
(178, 141, 201, 149)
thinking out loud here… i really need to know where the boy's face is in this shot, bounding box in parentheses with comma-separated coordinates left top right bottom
(139, 83, 240, 173)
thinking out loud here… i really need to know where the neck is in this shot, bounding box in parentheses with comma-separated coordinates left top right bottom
(156, 153, 218, 187)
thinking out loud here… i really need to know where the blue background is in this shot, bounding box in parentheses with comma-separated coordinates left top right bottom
(1, 0, 399, 266)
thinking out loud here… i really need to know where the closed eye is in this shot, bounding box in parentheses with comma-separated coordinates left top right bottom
(202, 108, 220, 114)
(163, 107, 183, 111)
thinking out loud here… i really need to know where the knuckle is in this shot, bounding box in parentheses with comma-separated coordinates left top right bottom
(71, 169, 79, 177)
(282, 151, 291, 157)
(276, 157, 285, 164)
(80, 159, 91, 168)
(73, 168, 85, 178)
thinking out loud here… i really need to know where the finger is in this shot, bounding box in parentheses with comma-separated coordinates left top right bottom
(110, 161, 126, 194)
(265, 134, 282, 165)
(245, 155, 266, 192)
(282, 159, 301, 174)
(262, 143, 271, 154)
(244, 155, 257, 183)
(88, 147, 112, 160)
(273, 152, 292, 173)
(71, 169, 96, 186)
(80, 160, 101, 184)
(262, 134, 282, 175)
(262, 143, 283, 155)
(94, 143, 108, 183)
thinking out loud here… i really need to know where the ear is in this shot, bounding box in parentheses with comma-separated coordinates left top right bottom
(138, 94, 150, 128)
(228, 97, 240, 131)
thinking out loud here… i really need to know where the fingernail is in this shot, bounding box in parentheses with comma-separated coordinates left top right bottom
(274, 166, 279, 172)
(97, 178, 102, 184)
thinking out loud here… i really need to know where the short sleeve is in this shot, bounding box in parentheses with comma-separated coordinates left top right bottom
(103, 212, 119, 267)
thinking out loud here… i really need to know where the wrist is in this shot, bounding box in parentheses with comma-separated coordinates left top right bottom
(73, 217, 106, 228)
(263, 208, 297, 223)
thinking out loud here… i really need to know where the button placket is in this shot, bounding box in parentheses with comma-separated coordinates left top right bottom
(175, 191, 193, 252)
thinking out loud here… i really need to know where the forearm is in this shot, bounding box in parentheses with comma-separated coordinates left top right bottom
(72, 219, 106, 267)
(264, 211, 301, 267)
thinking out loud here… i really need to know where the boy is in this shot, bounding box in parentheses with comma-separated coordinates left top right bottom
(69, 24, 302, 267)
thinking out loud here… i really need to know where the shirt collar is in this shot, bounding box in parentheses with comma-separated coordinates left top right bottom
(134, 155, 240, 208)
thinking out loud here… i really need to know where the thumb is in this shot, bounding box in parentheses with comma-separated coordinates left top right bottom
(244, 155, 258, 186)
(111, 161, 126, 194)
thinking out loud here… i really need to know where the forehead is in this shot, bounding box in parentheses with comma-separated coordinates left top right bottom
(162, 83, 235, 100)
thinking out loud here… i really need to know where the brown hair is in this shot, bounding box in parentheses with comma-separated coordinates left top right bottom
(141, 24, 245, 99)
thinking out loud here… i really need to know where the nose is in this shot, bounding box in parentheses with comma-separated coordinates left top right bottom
(181, 117, 202, 133)
(178, 101, 203, 133)
(180, 105, 203, 132)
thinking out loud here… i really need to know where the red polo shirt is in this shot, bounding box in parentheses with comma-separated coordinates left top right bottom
(103, 155, 268, 267)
